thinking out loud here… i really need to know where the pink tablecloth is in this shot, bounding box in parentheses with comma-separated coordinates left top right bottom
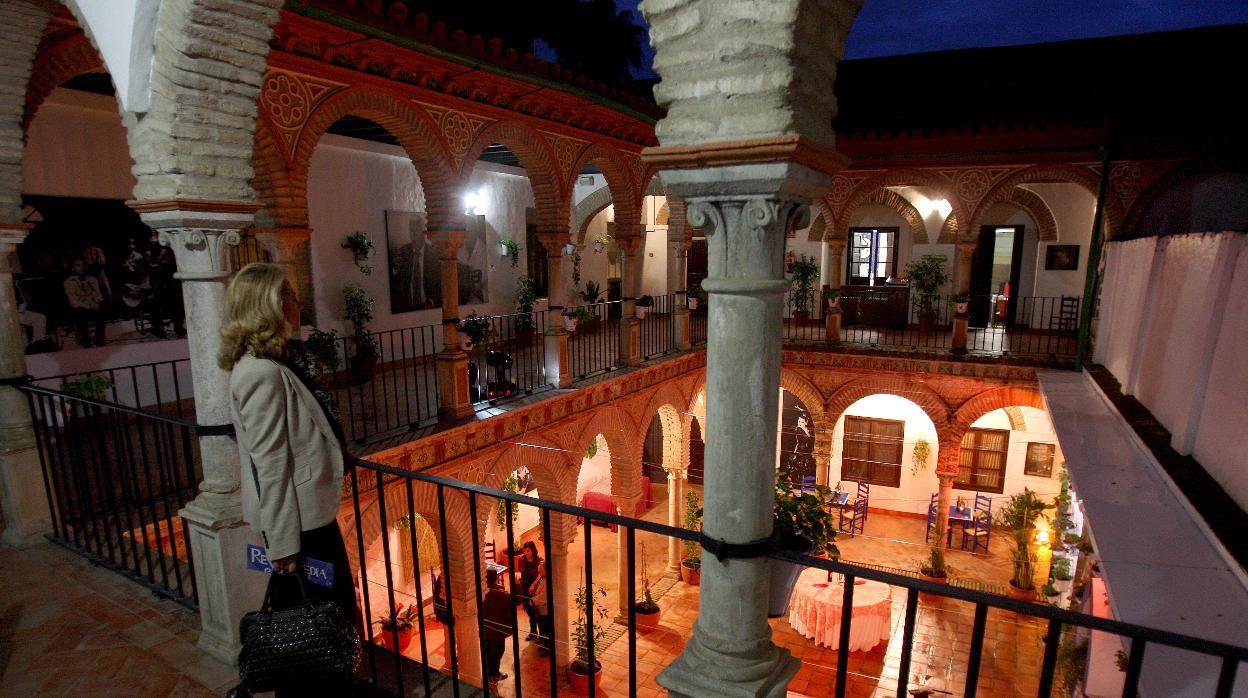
(787, 567, 892, 651)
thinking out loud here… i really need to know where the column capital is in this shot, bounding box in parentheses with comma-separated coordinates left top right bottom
(615, 234, 644, 253)
(156, 229, 241, 281)
(429, 229, 467, 260)
(129, 198, 260, 231)
(956, 241, 977, 256)
(613, 223, 645, 238)
(825, 237, 846, 253)
(0, 223, 33, 273)
(252, 227, 310, 259)
(535, 231, 571, 251)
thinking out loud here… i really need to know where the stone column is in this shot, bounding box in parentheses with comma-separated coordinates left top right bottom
(449, 585, 483, 685)
(252, 227, 311, 324)
(934, 436, 962, 547)
(431, 230, 472, 420)
(954, 241, 975, 296)
(616, 232, 643, 366)
(548, 527, 574, 665)
(0, 223, 51, 546)
(951, 308, 969, 355)
(665, 466, 686, 572)
(613, 496, 641, 617)
(131, 199, 265, 663)
(650, 159, 834, 698)
(669, 237, 692, 350)
(538, 232, 573, 388)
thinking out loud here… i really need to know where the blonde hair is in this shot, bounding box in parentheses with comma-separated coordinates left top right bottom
(218, 263, 291, 370)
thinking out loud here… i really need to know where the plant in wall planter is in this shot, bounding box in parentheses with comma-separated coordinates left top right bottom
(917, 544, 948, 584)
(301, 328, 341, 380)
(904, 255, 952, 332)
(769, 479, 839, 617)
(498, 238, 520, 268)
(568, 580, 609, 695)
(342, 285, 379, 383)
(633, 543, 662, 631)
(680, 489, 703, 586)
(789, 255, 820, 324)
(342, 231, 377, 275)
(592, 233, 609, 254)
(514, 275, 538, 345)
(60, 374, 113, 401)
(953, 292, 970, 316)
(634, 294, 654, 319)
(911, 438, 931, 476)
(458, 312, 493, 350)
(995, 488, 1054, 600)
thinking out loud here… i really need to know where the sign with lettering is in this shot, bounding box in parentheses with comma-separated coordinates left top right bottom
(245, 544, 333, 588)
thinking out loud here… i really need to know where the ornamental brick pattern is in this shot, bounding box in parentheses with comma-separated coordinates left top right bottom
(835, 167, 972, 244)
(969, 163, 1125, 239)
(1002, 186, 1059, 241)
(0, 1, 54, 222)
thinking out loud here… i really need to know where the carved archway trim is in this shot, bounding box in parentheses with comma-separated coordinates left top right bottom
(970, 164, 1123, 241)
(841, 187, 929, 244)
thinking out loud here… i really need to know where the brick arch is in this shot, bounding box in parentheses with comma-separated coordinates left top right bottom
(952, 386, 1046, 439)
(22, 31, 105, 132)
(996, 187, 1059, 242)
(1, 2, 60, 221)
(970, 165, 1123, 242)
(574, 406, 643, 503)
(1003, 405, 1027, 431)
(836, 170, 969, 246)
(806, 207, 830, 242)
(656, 201, 669, 226)
(568, 142, 637, 235)
(1122, 158, 1247, 238)
(842, 188, 929, 244)
(486, 438, 581, 545)
(460, 120, 566, 234)
(255, 87, 455, 230)
(573, 185, 614, 243)
(825, 376, 951, 435)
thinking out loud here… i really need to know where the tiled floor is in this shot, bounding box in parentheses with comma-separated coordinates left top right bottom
(0, 541, 234, 697)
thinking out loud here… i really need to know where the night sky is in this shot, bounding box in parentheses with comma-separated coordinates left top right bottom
(615, 0, 1248, 76)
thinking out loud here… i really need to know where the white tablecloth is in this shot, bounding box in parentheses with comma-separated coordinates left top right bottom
(786, 567, 892, 651)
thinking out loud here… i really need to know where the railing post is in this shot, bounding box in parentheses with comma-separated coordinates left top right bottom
(431, 230, 473, 420)
(0, 223, 52, 546)
(951, 310, 969, 355)
(538, 232, 573, 388)
(617, 232, 643, 366)
(131, 199, 265, 663)
(824, 305, 842, 344)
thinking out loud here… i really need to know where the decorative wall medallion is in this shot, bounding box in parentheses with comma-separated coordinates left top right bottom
(260, 69, 347, 165)
(418, 103, 492, 161)
(956, 169, 993, 203)
(1110, 161, 1145, 209)
(541, 131, 590, 182)
(829, 174, 855, 205)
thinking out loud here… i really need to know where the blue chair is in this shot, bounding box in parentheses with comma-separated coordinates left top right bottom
(924, 493, 939, 543)
(962, 511, 992, 554)
(839, 497, 867, 536)
(973, 493, 992, 515)
(799, 475, 816, 494)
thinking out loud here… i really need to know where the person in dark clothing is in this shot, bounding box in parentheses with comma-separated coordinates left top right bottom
(481, 568, 514, 683)
(517, 541, 543, 640)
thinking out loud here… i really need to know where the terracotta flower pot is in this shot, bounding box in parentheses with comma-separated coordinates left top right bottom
(680, 560, 700, 586)
(567, 662, 602, 695)
(636, 306, 649, 319)
(563, 316, 577, 332)
(1007, 583, 1036, 602)
(377, 626, 413, 652)
(634, 605, 661, 632)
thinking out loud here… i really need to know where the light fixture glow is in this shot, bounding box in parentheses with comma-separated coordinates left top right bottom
(463, 189, 487, 216)
(1034, 529, 1050, 546)
(931, 198, 952, 217)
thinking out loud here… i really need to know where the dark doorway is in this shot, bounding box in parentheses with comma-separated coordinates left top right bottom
(642, 414, 665, 483)
(687, 237, 708, 291)
(969, 225, 1025, 328)
(688, 418, 705, 486)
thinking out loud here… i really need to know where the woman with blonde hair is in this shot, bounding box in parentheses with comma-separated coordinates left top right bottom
(221, 263, 356, 694)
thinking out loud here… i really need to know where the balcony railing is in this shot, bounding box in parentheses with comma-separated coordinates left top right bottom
(567, 300, 622, 380)
(463, 310, 548, 405)
(637, 294, 677, 360)
(333, 323, 442, 443)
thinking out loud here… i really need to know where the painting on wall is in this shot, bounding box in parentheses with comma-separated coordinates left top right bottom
(1045, 244, 1080, 271)
(15, 195, 185, 354)
(385, 209, 489, 314)
(778, 389, 817, 486)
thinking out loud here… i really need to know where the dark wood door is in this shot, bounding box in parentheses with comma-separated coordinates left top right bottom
(688, 418, 705, 485)
(687, 238, 708, 291)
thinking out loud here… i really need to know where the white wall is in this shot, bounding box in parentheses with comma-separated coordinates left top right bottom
(1025, 183, 1096, 300)
(307, 135, 533, 335)
(575, 434, 612, 504)
(74, 0, 158, 112)
(23, 88, 135, 199)
(825, 397, 1061, 515)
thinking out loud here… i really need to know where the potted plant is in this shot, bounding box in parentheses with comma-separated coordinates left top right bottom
(375, 605, 418, 652)
(302, 328, 341, 380)
(499, 238, 520, 268)
(495, 472, 519, 531)
(561, 306, 593, 332)
(60, 374, 113, 401)
(911, 438, 931, 476)
(995, 488, 1054, 600)
(904, 255, 951, 332)
(688, 286, 706, 313)
(953, 292, 970, 316)
(568, 581, 609, 695)
(579, 280, 602, 305)
(458, 312, 492, 350)
(343, 285, 379, 383)
(680, 489, 703, 586)
(917, 545, 948, 583)
(769, 479, 839, 616)
(342, 231, 376, 275)
(513, 275, 538, 345)
(633, 294, 653, 319)
(789, 255, 820, 324)
(633, 544, 662, 631)
(1051, 556, 1073, 582)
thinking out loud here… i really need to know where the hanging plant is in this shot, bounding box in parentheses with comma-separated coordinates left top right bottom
(495, 473, 519, 530)
(571, 253, 583, 287)
(500, 238, 520, 268)
(341, 231, 377, 275)
(593, 233, 609, 254)
(911, 439, 931, 476)
(585, 437, 598, 460)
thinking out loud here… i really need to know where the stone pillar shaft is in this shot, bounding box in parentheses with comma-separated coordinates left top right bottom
(665, 468, 685, 572)
(826, 240, 845, 291)
(538, 233, 573, 388)
(617, 234, 643, 366)
(431, 231, 473, 420)
(670, 238, 692, 350)
(955, 242, 975, 295)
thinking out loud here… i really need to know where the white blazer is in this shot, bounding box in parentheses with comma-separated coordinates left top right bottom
(230, 354, 344, 560)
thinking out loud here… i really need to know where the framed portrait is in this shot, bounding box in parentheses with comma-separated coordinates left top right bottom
(1045, 244, 1080, 271)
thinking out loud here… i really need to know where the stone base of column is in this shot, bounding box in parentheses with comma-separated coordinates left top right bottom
(0, 443, 52, 547)
(657, 637, 800, 698)
(673, 308, 691, 351)
(824, 308, 842, 344)
(179, 492, 266, 665)
(951, 315, 969, 354)
(621, 317, 641, 366)
(450, 606, 484, 686)
(436, 351, 474, 420)
(543, 329, 572, 389)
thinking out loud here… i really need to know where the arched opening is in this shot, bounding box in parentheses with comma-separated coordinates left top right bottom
(957, 406, 1062, 498)
(829, 393, 941, 515)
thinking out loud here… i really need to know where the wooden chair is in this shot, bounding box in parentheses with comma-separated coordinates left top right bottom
(961, 511, 992, 554)
(1051, 296, 1079, 333)
(838, 497, 867, 536)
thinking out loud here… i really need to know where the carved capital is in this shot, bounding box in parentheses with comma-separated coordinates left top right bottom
(429, 230, 467, 260)
(0, 223, 33, 275)
(614, 235, 644, 254)
(157, 228, 242, 280)
(687, 197, 807, 280)
(253, 227, 310, 262)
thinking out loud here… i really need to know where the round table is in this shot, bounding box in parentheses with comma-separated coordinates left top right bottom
(786, 567, 893, 651)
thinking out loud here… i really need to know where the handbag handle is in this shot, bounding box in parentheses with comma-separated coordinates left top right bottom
(260, 563, 314, 612)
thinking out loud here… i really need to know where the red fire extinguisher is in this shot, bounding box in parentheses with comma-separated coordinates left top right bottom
(785, 250, 796, 274)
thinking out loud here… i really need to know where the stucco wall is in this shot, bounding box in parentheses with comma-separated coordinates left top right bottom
(23, 88, 135, 199)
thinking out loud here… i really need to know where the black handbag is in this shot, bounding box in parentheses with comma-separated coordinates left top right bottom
(237, 572, 362, 692)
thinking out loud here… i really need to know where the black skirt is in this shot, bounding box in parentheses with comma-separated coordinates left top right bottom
(268, 521, 358, 622)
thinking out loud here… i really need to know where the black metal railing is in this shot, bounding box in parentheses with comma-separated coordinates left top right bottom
(690, 303, 708, 346)
(782, 289, 827, 343)
(33, 358, 194, 418)
(963, 294, 1080, 358)
(333, 323, 441, 444)
(19, 382, 201, 608)
(637, 294, 676, 360)
(568, 300, 621, 380)
(463, 310, 547, 405)
(346, 458, 1248, 698)
(837, 288, 954, 352)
